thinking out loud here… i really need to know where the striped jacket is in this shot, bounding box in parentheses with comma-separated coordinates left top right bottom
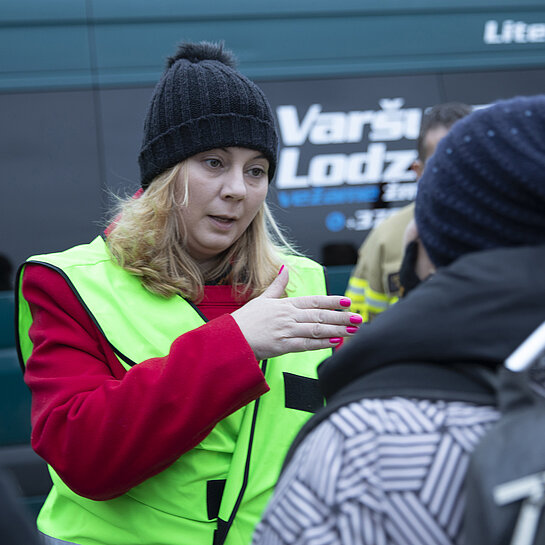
(253, 396, 499, 545)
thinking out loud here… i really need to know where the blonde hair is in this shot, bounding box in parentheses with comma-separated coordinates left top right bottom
(106, 162, 298, 302)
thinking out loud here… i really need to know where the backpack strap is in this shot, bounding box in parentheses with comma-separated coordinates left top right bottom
(282, 362, 497, 470)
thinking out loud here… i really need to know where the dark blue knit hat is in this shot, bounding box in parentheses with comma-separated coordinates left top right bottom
(138, 41, 278, 189)
(415, 94, 545, 267)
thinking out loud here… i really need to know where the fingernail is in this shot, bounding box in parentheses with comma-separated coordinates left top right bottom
(346, 326, 359, 334)
(278, 265, 284, 275)
(350, 314, 363, 324)
(329, 337, 342, 344)
(340, 298, 351, 307)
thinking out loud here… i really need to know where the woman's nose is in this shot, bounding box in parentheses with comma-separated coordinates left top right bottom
(221, 169, 247, 199)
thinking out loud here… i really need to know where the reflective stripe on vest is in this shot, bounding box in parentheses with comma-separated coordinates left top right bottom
(18, 236, 331, 545)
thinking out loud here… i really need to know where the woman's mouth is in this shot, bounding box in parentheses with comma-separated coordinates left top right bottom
(209, 215, 236, 228)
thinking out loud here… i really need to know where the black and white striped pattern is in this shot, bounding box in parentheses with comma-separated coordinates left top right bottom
(253, 397, 499, 545)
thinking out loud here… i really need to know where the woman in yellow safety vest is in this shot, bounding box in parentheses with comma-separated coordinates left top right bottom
(16, 41, 362, 545)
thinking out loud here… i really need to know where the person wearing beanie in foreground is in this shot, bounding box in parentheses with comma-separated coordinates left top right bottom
(16, 41, 360, 545)
(253, 94, 545, 545)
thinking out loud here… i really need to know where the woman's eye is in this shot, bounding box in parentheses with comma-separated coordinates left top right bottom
(205, 158, 222, 168)
(248, 167, 266, 178)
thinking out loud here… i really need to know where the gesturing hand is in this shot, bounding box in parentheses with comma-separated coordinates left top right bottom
(231, 266, 362, 360)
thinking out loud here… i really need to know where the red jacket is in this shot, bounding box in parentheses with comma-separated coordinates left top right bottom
(22, 264, 268, 500)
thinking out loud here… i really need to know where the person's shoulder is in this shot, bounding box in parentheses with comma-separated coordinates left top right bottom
(373, 203, 414, 241)
(436, 244, 545, 293)
(357, 203, 415, 254)
(25, 236, 109, 270)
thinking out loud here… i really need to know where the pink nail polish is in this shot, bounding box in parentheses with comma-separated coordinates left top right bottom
(278, 265, 284, 275)
(350, 314, 363, 324)
(340, 298, 351, 307)
(329, 337, 342, 344)
(346, 326, 359, 334)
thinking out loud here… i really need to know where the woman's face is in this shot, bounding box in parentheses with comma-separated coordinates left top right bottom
(178, 147, 269, 264)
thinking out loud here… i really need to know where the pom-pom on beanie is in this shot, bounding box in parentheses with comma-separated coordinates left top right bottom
(138, 41, 278, 189)
(415, 94, 545, 267)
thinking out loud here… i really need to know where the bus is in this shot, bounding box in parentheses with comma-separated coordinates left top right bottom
(1, 0, 545, 515)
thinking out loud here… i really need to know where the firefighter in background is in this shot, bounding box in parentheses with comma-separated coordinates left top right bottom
(344, 102, 472, 321)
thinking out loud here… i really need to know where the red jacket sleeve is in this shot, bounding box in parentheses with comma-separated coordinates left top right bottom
(22, 264, 268, 500)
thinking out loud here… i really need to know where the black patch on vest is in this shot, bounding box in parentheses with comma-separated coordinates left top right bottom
(214, 519, 228, 545)
(207, 479, 226, 520)
(283, 373, 324, 413)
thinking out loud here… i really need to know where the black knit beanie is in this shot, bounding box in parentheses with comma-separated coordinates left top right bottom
(138, 41, 278, 189)
(415, 94, 545, 267)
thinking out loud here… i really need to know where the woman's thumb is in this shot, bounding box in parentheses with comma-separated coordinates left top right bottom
(262, 265, 289, 299)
